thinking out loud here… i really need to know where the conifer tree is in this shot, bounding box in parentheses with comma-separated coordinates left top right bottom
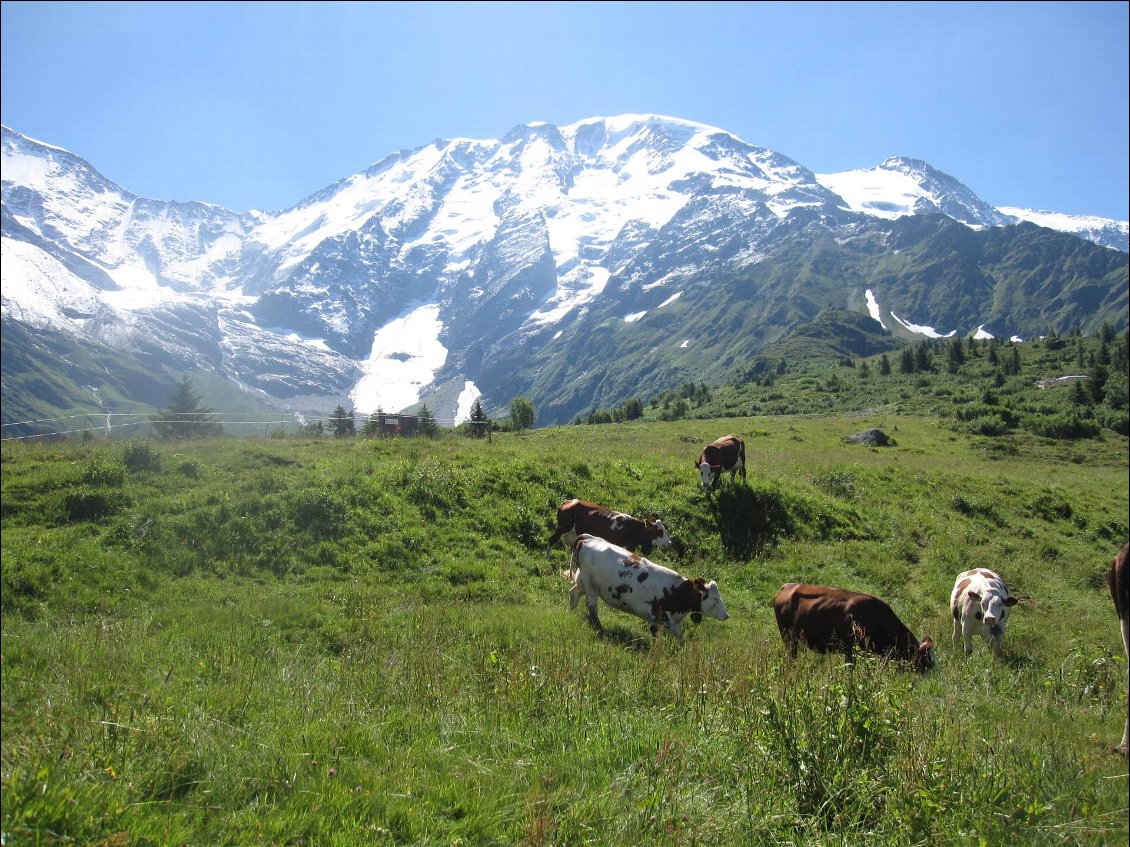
(151, 377, 222, 439)
(468, 399, 490, 437)
(418, 404, 438, 437)
(330, 406, 355, 437)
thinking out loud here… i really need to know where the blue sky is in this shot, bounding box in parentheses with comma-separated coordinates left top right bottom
(2, 1, 1127, 219)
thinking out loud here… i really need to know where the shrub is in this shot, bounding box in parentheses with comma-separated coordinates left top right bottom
(122, 440, 163, 473)
(61, 487, 125, 522)
(1021, 414, 1100, 440)
(289, 489, 349, 539)
(81, 457, 126, 487)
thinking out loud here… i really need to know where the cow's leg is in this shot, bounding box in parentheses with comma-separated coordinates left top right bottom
(1119, 612, 1129, 754)
(961, 619, 976, 656)
(990, 633, 1004, 660)
(952, 614, 962, 654)
(665, 615, 684, 643)
(584, 590, 602, 631)
(568, 579, 584, 610)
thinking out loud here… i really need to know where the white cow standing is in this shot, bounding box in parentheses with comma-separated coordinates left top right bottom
(566, 534, 728, 641)
(950, 568, 1019, 658)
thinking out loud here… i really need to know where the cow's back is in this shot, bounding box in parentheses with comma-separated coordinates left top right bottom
(774, 583, 856, 650)
(775, 583, 921, 660)
(845, 592, 915, 654)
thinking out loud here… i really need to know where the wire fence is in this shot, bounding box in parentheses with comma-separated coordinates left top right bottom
(0, 409, 497, 441)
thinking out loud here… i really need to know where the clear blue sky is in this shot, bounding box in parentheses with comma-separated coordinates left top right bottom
(2, 1, 1127, 219)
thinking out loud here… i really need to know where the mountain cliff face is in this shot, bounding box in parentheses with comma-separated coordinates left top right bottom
(2, 117, 1127, 433)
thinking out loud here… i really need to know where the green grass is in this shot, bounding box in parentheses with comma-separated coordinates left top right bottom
(2, 415, 1128, 846)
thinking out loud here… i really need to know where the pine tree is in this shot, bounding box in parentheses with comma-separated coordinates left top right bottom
(151, 377, 222, 439)
(468, 399, 490, 438)
(418, 404, 438, 437)
(914, 343, 932, 372)
(946, 337, 965, 374)
(330, 406, 355, 437)
(879, 354, 891, 376)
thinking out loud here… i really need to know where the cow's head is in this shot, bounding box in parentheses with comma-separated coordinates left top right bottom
(646, 518, 674, 549)
(966, 590, 1018, 637)
(696, 579, 729, 622)
(915, 636, 937, 673)
(699, 461, 719, 493)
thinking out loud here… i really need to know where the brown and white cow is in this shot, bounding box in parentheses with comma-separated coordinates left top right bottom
(566, 534, 728, 641)
(697, 434, 746, 493)
(950, 568, 1019, 658)
(1108, 542, 1129, 755)
(773, 582, 936, 673)
(546, 498, 672, 560)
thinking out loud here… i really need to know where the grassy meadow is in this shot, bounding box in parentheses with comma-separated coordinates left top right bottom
(2, 415, 1128, 846)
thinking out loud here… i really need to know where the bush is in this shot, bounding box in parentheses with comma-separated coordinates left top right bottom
(1021, 414, 1101, 440)
(61, 487, 126, 522)
(122, 440, 163, 473)
(289, 489, 349, 539)
(81, 458, 126, 487)
(1096, 409, 1129, 436)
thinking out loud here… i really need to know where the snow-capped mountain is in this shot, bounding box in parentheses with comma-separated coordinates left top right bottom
(816, 156, 1128, 251)
(2, 117, 1127, 432)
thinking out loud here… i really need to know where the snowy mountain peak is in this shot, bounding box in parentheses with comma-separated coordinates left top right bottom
(815, 155, 1015, 229)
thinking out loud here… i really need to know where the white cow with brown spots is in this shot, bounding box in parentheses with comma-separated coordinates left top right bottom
(566, 534, 728, 642)
(950, 568, 1019, 658)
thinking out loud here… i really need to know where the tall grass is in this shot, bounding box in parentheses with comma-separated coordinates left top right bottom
(2, 416, 1127, 845)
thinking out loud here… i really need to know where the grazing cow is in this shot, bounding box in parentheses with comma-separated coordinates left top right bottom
(950, 568, 1019, 658)
(546, 499, 672, 560)
(1108, 542, 1129, 755)
(773, 582, 936, 673)
(566, 534, 728, 641)
(697, 434, 746, 493)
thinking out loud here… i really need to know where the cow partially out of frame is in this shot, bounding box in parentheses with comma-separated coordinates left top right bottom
(1108, 542, 1129, 755)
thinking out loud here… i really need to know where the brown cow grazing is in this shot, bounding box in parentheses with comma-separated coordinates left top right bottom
(1108, 542, 1129, 755)
(773, 582, 936, 673)
(546, 499, 673, 560)
(697, 434, 746, 493)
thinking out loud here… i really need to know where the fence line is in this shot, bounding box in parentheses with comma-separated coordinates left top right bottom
(0, 408, 500, 441)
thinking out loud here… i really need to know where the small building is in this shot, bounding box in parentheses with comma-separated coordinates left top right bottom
(378, 414, 419, 437)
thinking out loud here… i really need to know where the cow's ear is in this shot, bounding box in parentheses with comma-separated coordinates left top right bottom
(1003, 596, 1019, 606)
(693, 577, 706, 590)
(967, 591, 981, 602)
